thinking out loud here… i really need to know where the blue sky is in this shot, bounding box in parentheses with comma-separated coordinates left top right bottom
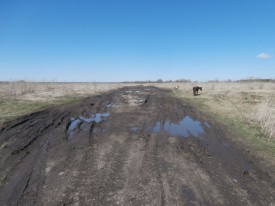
(0, 0, 274, 82)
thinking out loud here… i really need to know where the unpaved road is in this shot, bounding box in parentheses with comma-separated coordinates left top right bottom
(0, 86, 274, 206)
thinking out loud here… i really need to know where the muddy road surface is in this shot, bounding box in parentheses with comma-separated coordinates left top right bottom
(0, 86, 274, 206)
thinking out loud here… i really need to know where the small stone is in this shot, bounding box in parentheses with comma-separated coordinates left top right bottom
(59, 172, 64, 176)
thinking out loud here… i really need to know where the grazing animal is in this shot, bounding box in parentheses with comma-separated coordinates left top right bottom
(193, 86, 202, 96)
(173, 85, 180, 92)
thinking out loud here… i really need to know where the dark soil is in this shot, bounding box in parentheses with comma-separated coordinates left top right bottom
(0, 86, 274, 206)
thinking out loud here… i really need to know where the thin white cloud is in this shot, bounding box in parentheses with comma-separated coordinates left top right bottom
(257, 53, 271, 59)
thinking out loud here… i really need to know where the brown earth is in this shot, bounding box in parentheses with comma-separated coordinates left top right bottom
(0, 86, 274, 206)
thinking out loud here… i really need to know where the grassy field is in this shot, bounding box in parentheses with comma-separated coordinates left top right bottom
(0, 81, 133, 125)
(0, 81, 274, 161)
(0, 96, 82, 125)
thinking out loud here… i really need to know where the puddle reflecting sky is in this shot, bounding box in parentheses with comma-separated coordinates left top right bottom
(79, 113, 110, 123)
(67, 113, 110, 139)
(153, 116, 205, 138)
(107, 103, 112, 107)
(204, 121, 211, 128)
(131, 127, 140, 132)
(67, 118, 81, 139)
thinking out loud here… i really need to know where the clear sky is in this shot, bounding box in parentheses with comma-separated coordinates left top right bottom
(0, 0, 274, 82)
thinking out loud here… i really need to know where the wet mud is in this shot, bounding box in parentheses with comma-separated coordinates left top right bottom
(0, 86, 274, 205)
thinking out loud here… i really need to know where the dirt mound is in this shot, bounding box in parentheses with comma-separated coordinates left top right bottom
(0, 86, 274, 205)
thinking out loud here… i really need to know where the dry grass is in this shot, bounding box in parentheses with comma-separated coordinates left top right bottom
(2, 81, 274, 100)
(1, 81, 274, 141)
(248, 96, 274, 140)
(0, 81, 134, 126)
(145, 81, 275, 91)
(0, 81, 136, 101)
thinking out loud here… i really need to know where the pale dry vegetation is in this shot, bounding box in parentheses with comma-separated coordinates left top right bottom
(1, 81, 274, 141)
(147, 81, 275, 91)
(0, 81, 134, 101)
(248, 96, 274, 140)
(0, 81, 135, 125)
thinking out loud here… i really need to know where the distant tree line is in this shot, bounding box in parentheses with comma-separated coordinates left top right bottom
(123, 79, 192, 83)
(236, 78, 275, 83)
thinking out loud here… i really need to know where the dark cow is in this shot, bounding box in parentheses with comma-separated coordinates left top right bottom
(193, 86, 202, 96)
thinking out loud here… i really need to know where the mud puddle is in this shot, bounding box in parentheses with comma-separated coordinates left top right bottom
(121, 88, 149, 106)
(79, 113, 110, 123)
(67, 118, 82, 139)
(152, 115, 206, 138)
(66, 113, 110, 139)
(150, 115, 252, 174)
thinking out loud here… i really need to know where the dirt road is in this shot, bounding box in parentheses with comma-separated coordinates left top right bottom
(0, 86, 274, 205)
